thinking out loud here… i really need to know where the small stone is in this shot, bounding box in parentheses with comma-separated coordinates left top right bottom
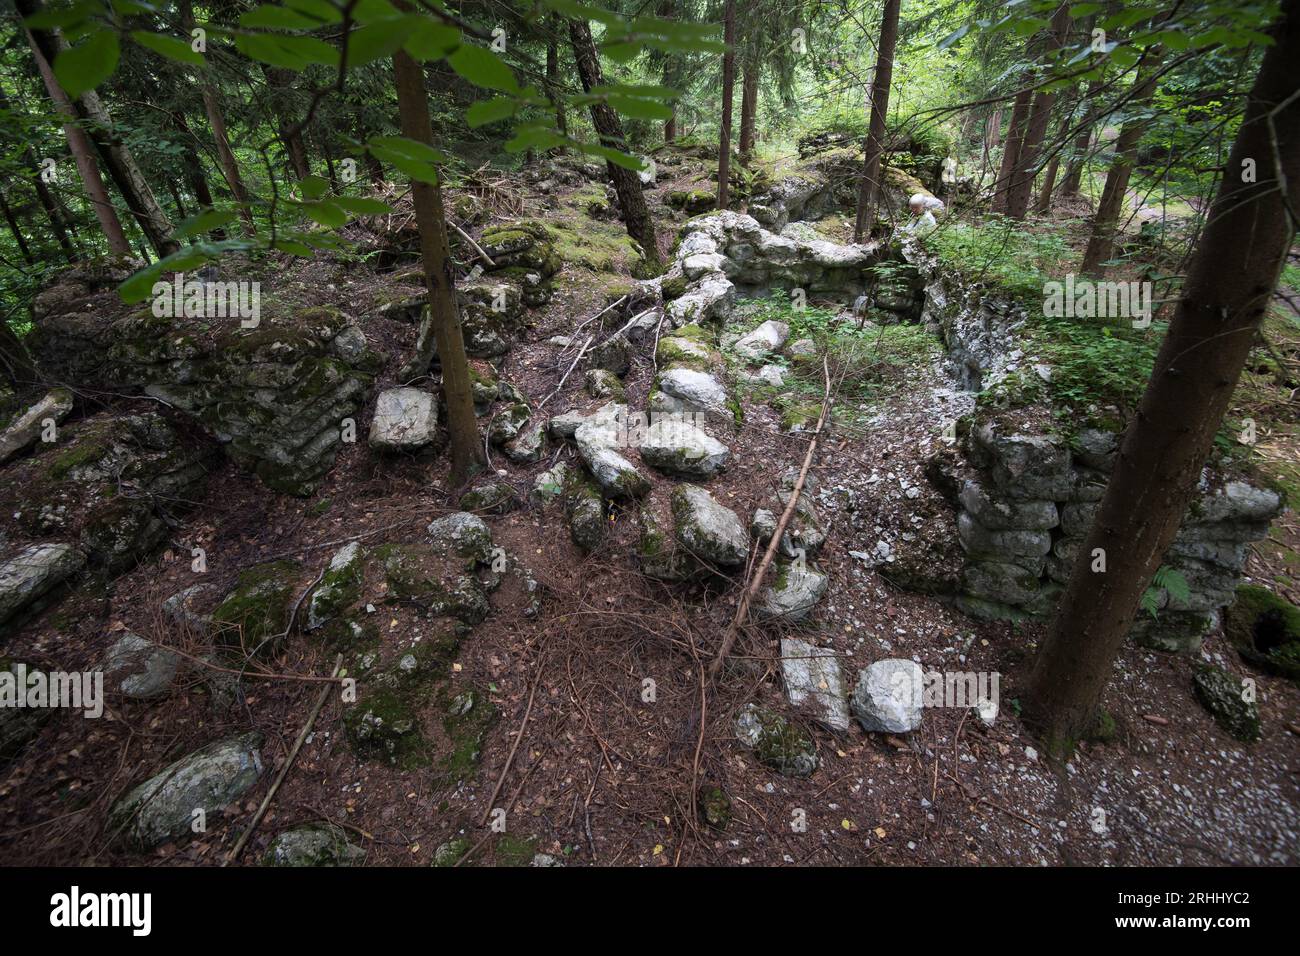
(850, 659, 923, 734)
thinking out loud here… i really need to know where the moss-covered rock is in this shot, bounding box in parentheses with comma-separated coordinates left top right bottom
(307, 542, 364, 631)
(211, 560, 302, 658)
(344, 687, 427, 767)
(1192, 664, 1261, 742)
(263, 824, 365, 866)
(734, 703, 818, 777)
(1225, 584, 1300, 682)
(458, 481, 520, 515)
(439, 687, 497, 782)
(698, 785, 732, 829)
(377, 544, 490, 624)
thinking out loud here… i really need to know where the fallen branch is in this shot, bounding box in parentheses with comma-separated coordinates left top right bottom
(537, 334, 595, 411)
(449, 220, 495, 268)
(479, 647, 545, 827)
(224, 653, 344, 865)
(707, 355, 833, 681)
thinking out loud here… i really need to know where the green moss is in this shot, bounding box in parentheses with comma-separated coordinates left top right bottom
(780, 402, 822, 432)
(432, 837, 473, 867)
(698, 785, 731, 829)
(1225, 584, 1300, 682)
(438, 687, 498, 782)
(661, 273, 688, 301)
(379, 544, 490, 624)
(343, 688, 429, 768)
(1085, 708, 1119, 744)
(494, 834, 538, 867)
(211, 560, 301, 658)
(48, 442, 108, 480)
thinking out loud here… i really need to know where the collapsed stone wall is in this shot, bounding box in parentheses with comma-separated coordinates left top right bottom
(27, 264, 380, 496)
(908, 254, 1286, 650)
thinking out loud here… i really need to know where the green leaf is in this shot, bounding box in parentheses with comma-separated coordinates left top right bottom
(272, 237, 315, 256)
(368, 135, 443, 164)
(351, 0, 400, 23)
(22, 0, 100, 30)
(572, 139, 645, 171)
(283, 0, 342, 23)
(171, 209, 236, 240)
(54, 29, 120, 98)
(466, 97, 519, 127)
(299, 200, 347, 228)
(937, 24, 970, 50)
(235, 32, 339, 70)
(239, 5, 323, 30)
(131, 30, 204, 65)
(345, 16, 418, 67)
(404, 21, 461, 60)
(298, 174, 331, 200)
(447, 43, 517, 92)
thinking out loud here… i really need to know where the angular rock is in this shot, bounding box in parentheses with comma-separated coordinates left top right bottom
(109, 732, 265, 849)
(0, 542, 86, 627)
(651, 367, 732, 420)
(1192, 664, 1261, 742)
(779, 638, 849, 731)
(958, 480, 1058, 531)
(503, 421, 546, 463)
(956, 512, 1050, 573)
(733, 320, 789, 361)
(426, 512, 493, 566)
(565, 477, 606, 552)
(263, 824, 365, 867)
(760, 562, 829, 622)
(458, 481, 520, 514)
(638, 418, 730, 478)
(574, 420, 650, 498)
(671, 485, 749, 568)
(369, 387, 438, 452)
(0, 388, 73, 465)
(307, 542, 364, 630)
(104, 632, 181, 699)
(851, 659, 923, 734)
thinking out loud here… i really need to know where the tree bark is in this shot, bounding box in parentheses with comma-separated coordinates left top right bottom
(262, 66, 312, 181)
(1034, 153, 1061, 213)
(568, 18, 659, 264)
(1003, 5, 1072, 219)
(0, 190, 34, 264)
(1081, 65, 1160, 276)
(391, 48, 485, 486)
(717, 0, 737, 209)
(546, 18, 567, 140)
(1024, 0, 1300, 753)
(853, 0, 900, 240)
(1060, 80, 1104, 197)
(17, 24, 130, 257)
(992, 87, 1032, 213)
(739, 52, 759, 166)
(179, 0, 253, 233)
(986, 108, 1002, 150)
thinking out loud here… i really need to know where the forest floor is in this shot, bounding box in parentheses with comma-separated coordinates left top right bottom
(1, 148, 1297, 867)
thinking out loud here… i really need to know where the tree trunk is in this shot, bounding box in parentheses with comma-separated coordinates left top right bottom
(262, 66, 312, 181)
(16, 26, 130, 257)
(0, 318, 39, 390)
(986, 108, 1002, 150)
(546, 18, 567, 140)
(391, 48, 485, 486)
(717, 0, 737, 209)
(739, 53, 758, 165)
(853, 0, 900, 240)
(992, 87, 1032, 213)
(0, 190, 34, 264)
(568, 18, 659, 265)
(1081, 65, 1159, 276)
(1023, 0, 1300, 754)
(1035, 153, 1061, 213)
(1004, 5, 1072, 219)
(1060, 80, 1104, 197)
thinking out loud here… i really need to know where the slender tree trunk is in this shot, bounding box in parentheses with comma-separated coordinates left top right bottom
(166, 178, 189, 223)
(1024, 0, 1300, 754)
(546, 19, 567, 141)
(1004, 5, 1072, 219)
(1035, 153, 1061, 213)
(992, 87, 1031, 213)
(171, 111, 220, 235)
(18, 26, 130, 257)
(20, 10, 177, 257)
(739, 53, 758, 165)
(356, 118, 386, 185)
(1081, 65, 1159, 276)
(0, 318, 39, 389)
(853, 0, 900, 240)
(262, 66, 311, 181)
(986, 108, 1002, 150)
(33, 168, 78, 262)
(717, 0, 737, 209)
(568, 18, 659, 265)
(392, 49, 485, 486)
(0, 191, 34, 264)
(1061, 80, 1104, 197)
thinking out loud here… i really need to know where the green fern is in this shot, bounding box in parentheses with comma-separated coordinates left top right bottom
(1141, 565, 1191, 619)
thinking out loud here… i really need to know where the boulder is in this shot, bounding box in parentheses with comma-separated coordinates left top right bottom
(637, 418, 730, 478)
(651, 367, 732, 420)
(369, 387, 438, 452)
(733, 320, 789, 361)
(779, 638, 849, 731)
(573, 420, 650, 498)
(671, 485, 749, 568)
(734, 703, 818, 777)
(263, 824, 365, 867)
(306, 542, 364, 630)
(0, 542, 86, 627)
(109, 732, 265, 849)
(851, 659, 923, 734)
(426, 513, 494, 566)
(103, 632, 181, 699)
(760, 561, 829, 622)
(1192, 664, 1261, 742)
(0, 388, 73, 465)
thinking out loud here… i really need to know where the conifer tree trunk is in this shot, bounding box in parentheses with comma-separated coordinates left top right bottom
(853, 0, 900, 240)
(739, 54, 759, 165)
(1024, 0, 1300, 753)
(1003, 5, 1072, 219)
(568, 18, 659, 264)
(0, 191, 34, 264)
(717, 0, 737, 208)
(1081, 64, 1159, 276)
(392, 49, 484, 486)
(546, 19, 567, 140)
(992, 87, 1031, 212)
(1060, 80, 1104, 197)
